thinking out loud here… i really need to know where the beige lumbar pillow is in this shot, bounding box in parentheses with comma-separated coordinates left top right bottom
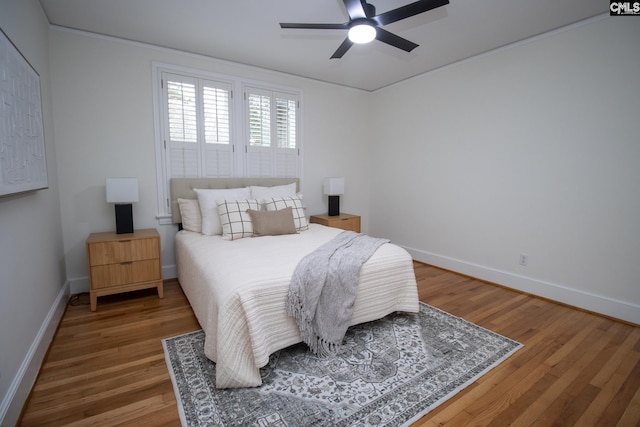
(247, 207, 297, 236)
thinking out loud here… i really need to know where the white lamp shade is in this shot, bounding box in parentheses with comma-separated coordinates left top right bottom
(106, 178, 139, 203)
(323, 177, 345, 196)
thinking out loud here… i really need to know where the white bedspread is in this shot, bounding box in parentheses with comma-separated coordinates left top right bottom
(175, 224, 419, 388)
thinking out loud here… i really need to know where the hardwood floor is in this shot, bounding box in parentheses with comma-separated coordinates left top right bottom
(19, 263, 640, 426)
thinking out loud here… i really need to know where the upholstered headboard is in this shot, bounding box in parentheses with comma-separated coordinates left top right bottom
(170, 177, 300, 224)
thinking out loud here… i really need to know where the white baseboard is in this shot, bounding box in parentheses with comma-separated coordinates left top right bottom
(0, 281, 70, 427)
(68, 264, 177, 295)
(162, 264, 177, 281)
(404, 246, 640, 326)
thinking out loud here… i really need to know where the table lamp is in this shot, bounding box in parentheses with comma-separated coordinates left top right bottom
(106, 178, 139, 234)
(323, 177, 344, 216)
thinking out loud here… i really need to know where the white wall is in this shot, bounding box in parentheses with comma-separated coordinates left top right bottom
(369, 16, 640, 324)
(0, 0, 68, 425)
(48, 28, 372, 288)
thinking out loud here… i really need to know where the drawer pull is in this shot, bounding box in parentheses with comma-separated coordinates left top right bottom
(119, 240, 131, 243)
(120, 261, 133, 265)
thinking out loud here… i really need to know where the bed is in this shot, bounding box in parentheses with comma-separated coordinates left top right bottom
(171, 178, 419, 388)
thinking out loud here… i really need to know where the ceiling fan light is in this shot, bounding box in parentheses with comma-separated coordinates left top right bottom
(348, 24, 376, 44)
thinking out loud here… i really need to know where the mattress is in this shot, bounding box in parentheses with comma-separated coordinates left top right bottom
(175, 223, 419, 388)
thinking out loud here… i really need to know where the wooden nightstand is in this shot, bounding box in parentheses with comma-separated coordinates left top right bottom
(309, 213, 361, 233)
(86, 228, 163, 311)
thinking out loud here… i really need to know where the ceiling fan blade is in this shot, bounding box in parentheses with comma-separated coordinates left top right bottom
(343, 0, 367, 19)
(280, 22, 349, 30)
(374, 0, 449, 26)
(375, 28, 419, 52)
(331, 37, 354, 59)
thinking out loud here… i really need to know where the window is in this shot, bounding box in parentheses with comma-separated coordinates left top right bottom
(245, 87, 299, 178)
(153, 64, 302, 223)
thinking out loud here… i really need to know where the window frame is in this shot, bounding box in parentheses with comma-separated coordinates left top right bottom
(152, 62, 303, 224)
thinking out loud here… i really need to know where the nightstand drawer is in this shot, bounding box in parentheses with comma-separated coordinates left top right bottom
(88, 238, 159, 266)
(90, 259, 161, 289)
(309, 213, 361, 233)
(334, 217, 360, 232)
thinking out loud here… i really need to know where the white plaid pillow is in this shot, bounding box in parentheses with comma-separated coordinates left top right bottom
(217, 199, 261, 240)
(262, 195, 308, 231)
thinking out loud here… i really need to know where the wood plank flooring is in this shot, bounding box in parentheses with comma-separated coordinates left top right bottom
(19, 262, 640, 426)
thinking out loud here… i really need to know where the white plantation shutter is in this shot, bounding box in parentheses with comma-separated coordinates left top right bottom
(275, 151, 298, 176)
(202, 82, 232, 176)
(166, 76, 199, 177)
(248, 90, 271, 148)
(170, 146, 199, 178)
(274, 93, 298, 177)
(203, 86, 230, 145)
(163, 72, 233, 179)
(276, 97, 296, 149)
(167, 80, 197, 143)
(245, 87, 299, 178)
(246, 148, 273, 177)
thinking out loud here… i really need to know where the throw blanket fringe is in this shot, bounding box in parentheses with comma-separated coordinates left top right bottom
(287, 231, 389, 357)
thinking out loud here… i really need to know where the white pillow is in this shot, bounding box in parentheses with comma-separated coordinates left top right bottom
(249, 182, 297, 200)
(262, 195, 309, 231)
(177, 198, 202, 233)
(195, 187, 251, 235)
(217, 199, 261, 240)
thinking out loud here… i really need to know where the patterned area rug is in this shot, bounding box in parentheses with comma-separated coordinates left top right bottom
(163, 303, 522, 426)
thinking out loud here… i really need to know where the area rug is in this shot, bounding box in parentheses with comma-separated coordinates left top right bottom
(162, 303, 522, 426)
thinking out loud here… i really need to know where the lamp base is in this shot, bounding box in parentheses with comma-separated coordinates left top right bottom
(114, 204, 134, 234)
(328, 195, 340, 216)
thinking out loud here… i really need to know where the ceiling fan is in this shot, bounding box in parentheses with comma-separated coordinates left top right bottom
(280, 0, 450, 59)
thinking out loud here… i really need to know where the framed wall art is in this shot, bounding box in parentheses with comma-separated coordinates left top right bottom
(0, 27, 48, 197)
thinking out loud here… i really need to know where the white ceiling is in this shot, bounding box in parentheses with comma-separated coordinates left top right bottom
(38, 0, 607, 91)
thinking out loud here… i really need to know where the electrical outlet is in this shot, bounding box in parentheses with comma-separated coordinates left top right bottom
(519, 253, 528, 266)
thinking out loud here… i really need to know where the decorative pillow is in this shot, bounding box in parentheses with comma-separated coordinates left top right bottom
(177, 198, 202, 233)
(217, 199, 261, 240)
(249, 182, 297, 200)
(195, 187, 251, 235)
(262, 195, 308, 231)
(247, 207, 297, 236)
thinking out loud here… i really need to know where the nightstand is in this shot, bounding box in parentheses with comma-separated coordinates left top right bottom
(86, 228, 163, 311)
(309, 213, 361, 233)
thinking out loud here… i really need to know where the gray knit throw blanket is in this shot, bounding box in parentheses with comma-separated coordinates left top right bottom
(286, 231, 390, 357)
